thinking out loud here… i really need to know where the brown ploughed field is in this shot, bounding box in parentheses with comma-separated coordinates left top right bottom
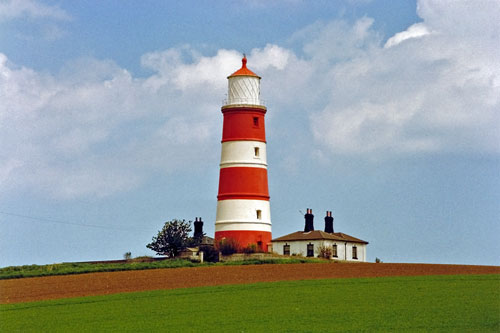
(1, 262, 499, 304)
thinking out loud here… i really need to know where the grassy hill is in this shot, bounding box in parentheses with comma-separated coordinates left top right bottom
(0, 257, 323, 279)
(1, 274, 499, 332)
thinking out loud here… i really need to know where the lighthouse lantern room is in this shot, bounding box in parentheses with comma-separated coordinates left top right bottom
(215, 56, 272, 251)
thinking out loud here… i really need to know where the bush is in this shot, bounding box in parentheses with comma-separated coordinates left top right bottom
(242, 243, 258, 254)
(317, 245, 333, 259)
(217, 238, 239, 255)
(375, 257, 383, 263)
(199, 245, 219, 262)
(123, 252, 132, 260)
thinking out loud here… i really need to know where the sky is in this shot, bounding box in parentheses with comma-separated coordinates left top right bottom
(0, 0, 499, 267)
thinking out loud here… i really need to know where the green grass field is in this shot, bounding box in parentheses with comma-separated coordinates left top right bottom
(0, 257, 324, 280)
(1, 274, 499, 332)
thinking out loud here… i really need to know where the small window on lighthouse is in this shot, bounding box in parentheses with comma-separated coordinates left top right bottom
(254, 147, 260, 157)
(256, 210, 262, 220)
(253, 117, 259, 127)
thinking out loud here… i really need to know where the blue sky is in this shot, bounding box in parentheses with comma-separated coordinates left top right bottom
(0, 0, 499, 267)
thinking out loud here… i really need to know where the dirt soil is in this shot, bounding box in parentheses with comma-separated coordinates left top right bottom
(1, 262, 499, 304)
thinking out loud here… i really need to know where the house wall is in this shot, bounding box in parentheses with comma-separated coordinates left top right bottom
(272, 240, 367, 262)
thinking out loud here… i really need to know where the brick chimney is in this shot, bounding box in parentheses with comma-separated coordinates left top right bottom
(194, 217, 204, 239)
(324, 211, 334, 233)
(304, 208, 314, 232)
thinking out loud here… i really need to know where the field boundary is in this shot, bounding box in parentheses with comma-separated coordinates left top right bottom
(1, 262, 499, 304)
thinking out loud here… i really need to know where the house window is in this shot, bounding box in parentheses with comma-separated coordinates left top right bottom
(283, 244, 290, 256)
(352, 246, 358, 260)
(307, 243, 314, 257)
(332, 244, 338, 258)
(253, 117, 259, 127)
(254, 147, 260, 157)
(256, 210, 262, 220)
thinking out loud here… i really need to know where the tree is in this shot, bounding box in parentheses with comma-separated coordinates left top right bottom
(146, 219, 192, 258)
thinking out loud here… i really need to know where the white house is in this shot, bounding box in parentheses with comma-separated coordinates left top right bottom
(271, 209, 368, 262)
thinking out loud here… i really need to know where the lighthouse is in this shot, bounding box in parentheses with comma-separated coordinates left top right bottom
(214, 56, 271, 251)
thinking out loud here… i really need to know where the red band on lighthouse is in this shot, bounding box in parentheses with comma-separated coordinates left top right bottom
(221, 107, 267, 143)
(214, 230, 272, 251)
(218, 167, 270, 200)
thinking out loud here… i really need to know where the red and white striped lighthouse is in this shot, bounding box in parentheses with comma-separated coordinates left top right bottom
(214, 56, 271, 251)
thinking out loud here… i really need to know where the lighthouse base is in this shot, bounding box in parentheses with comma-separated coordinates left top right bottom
(215, 230, 271, 252)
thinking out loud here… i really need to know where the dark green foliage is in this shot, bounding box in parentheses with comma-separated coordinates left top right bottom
(123, 252, 132, 260)
(198, 245, 219, 262)
(1, 275, 498, 331)
(216, 237, 239, 255)
(146, 219, 192, 258)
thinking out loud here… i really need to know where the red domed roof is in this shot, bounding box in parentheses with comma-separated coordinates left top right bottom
(228, 56, 261, 79)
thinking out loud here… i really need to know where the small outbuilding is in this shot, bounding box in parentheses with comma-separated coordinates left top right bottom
(271, 209, 368, 261)
(178, 217, 215, 261)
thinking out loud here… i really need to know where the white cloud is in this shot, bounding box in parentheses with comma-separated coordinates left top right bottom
(290, 17, 381, 63)
(384, 23, 430, 48)
(0, 46, 291, 199)
(2, 0, 499, 200)
(0, 0, 71, 21)
(308, 0, 500, 156)
(248, 44, 291, 71)
(141, 47, 241, 92)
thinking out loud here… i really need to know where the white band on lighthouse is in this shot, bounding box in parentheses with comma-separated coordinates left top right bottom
(215, 199, 271, 231)
(220, 141, 267, 169)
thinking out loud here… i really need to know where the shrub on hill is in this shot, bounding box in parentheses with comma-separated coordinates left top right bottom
(199, 245, 219, 262)
(317, 245, 333, 259)
(242, 243, 258, 254)
(216, 238, 239, 255)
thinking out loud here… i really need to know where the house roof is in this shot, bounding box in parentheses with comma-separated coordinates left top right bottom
(181, 247, 199, 253)
(201, 236, 214, 245)
(272, 230, 368, 244)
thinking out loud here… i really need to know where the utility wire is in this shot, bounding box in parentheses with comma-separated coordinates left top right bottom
(0, 211, 148, 232)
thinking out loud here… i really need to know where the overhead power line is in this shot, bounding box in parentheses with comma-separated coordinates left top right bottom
(0, 211, 147, 232)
